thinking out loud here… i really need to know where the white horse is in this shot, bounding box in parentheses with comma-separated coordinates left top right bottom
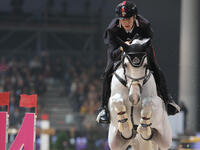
(108, 39, 172, 150)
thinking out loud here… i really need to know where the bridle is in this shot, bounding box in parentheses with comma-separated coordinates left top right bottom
(114, 52, 152, 93)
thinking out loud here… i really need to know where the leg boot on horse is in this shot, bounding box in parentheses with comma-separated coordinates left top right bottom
(137, 98, 154, 140)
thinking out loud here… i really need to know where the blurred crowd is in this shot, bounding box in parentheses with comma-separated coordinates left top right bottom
(0, 54, 47, 127)
(0, 50, 104, 124)
(0, 51, 107, 149)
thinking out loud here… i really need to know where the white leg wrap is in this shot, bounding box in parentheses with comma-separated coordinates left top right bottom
(113, 103, 133, 138)
(137, 108, 153, 140)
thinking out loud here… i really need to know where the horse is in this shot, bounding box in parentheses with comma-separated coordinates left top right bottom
(108, 38, 172, 150)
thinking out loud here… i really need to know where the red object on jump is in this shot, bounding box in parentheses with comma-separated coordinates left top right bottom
(0, 92, 10, 106)
(0, 92, 10, 113)
(41, 114, 49, 120)
(20, 94, 37, 114)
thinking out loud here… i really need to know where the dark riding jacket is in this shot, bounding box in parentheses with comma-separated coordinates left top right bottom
(104, 15, 152, 72)
(103, 14, 170, 101)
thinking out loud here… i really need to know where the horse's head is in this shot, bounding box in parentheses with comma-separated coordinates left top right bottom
(122, 38, 151, 105)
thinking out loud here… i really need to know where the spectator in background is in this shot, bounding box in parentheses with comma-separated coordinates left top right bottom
(37, 75, 47, 95)
(75, 136, 87, 150)
(71, 81, 86, 112)
(29, 56, 42, 76)
(0, 56, 9, 75)
(10, 108, 21, 128)
(53, 57, 65, 80)
(0, 53, 104, 148)
(43, 63, 53, 81)
(9, 95, 16, 115)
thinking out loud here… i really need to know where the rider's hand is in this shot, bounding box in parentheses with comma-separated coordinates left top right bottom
(120, 41, 131, 52)
(125, 41, 131, 45)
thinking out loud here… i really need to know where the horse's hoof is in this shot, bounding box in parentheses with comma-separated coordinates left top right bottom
(118, 118, 133, 133)
(114, 104, 133, 135)
(137, 124, 152, 140)
(137, 114, 153, 140)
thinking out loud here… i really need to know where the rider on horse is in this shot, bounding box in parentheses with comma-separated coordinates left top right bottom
(97, 1, 180, 124)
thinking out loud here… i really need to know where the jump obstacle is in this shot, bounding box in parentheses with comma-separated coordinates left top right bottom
(0, 92, 37, 150)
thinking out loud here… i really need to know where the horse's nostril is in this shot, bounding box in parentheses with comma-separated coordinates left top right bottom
(133, 95, 140, 105)
(128, 94, 134, 103)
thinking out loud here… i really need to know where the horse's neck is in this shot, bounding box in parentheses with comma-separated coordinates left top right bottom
(115, 64, 126, 78)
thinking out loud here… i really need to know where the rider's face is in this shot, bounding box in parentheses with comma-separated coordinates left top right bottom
(120, 16, 136, 32)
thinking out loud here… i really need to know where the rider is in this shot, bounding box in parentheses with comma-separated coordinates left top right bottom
(97, 1, 180, 124)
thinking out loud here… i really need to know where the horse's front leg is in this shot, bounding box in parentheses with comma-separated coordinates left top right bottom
(110, 93, 133, 139)
(137, 97, 154, 140)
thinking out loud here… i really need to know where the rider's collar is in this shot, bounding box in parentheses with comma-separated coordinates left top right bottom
(125, 27, 134, 33)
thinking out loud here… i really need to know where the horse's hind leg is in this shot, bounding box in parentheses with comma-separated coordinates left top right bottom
(149, 97, 172, 149)
(151, 109, 172, 149)
(111, 94, 133, 139)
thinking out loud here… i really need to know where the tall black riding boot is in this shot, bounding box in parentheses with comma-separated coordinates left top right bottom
(156, 71, 180, 115)
(96, 72, 112, 124)
(147, 46, 180, 115)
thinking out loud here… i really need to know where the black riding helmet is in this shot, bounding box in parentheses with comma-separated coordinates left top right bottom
(115, 1, 137, 19)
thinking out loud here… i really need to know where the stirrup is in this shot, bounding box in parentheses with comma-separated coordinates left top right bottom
(96, 108, 110, 124)
(167, 102, 180, 115)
